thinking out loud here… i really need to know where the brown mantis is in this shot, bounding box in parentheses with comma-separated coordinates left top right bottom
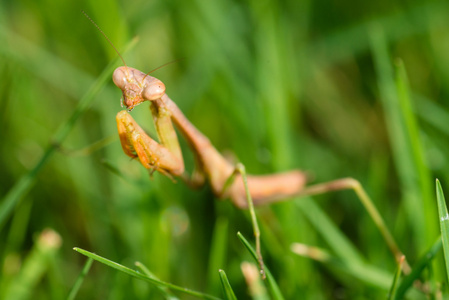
(114, 66, 308, 208)
(111, 66, 410, 272)
(83, 12, 410, 277)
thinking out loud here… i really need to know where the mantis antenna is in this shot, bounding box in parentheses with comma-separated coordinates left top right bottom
(140, 58, 184, 84)
(82, 11, 180, 87)
(82, 10, 130, 79)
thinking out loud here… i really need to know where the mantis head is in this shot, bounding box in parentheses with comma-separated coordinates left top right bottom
(113, 66, 166, 111)
(82, 12, 166, 110)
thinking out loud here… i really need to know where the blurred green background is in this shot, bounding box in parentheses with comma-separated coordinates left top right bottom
(1, 0, 449, 298)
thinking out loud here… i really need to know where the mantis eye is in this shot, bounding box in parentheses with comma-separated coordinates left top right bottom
(112, 67, 128, 90)
(143, 79, 166, 101)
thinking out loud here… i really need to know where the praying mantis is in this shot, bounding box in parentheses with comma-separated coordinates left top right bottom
(83, 12, 410, 275)
(111, 64, 414, 274)
(111, 62, 413, 270)
(114, 66, 308, 208)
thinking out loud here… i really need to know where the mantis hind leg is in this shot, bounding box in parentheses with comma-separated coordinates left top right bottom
(216, 162, 308, 209)
(224, 170, 308, 208)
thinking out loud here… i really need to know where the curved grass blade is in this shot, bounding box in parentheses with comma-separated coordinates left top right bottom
(394, 237, 442, 299)
(237, 232, 285, 300)
(436, 179, 449, 282)
(295, 199, 364, 265)
(290, 243, 392, 288)
(67, 258, 93, 300)
(0, 37, 138, 232)
(387, 256, 405, 300)
(135, 262, 179, 300)
(218, 270, 237, 300)
(73, 248, 221, 300)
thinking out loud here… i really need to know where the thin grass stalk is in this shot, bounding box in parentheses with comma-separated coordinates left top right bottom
(237, 232, 285, 300)
(67, 258, 93, 300)
(235, 163, 265, 279)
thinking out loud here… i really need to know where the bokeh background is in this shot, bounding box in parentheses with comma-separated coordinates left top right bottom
(1, 0, 449, 298)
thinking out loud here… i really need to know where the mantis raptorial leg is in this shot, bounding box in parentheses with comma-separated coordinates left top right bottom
(83, 11, 410, 276)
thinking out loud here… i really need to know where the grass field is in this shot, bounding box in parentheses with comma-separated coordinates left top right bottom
(1, 0, 449, 299)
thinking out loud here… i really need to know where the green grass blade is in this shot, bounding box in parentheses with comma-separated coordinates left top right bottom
(73, 248, 221, 300)
(370, 23, 437, 252)
(67, 258, 93, 300)
(291, 243, 392, 288)
(218, 270, 237, 300)
(207, 217, 229, 293)
(436, 179, 449, 282)
(0, 38, 138, 232)
(394, 237, 442, 299)
(296, 199, 364, 264)
(387, 256, 404, 300)
(237, 232, 285, 300)
(235, 163, 265, 277)
(395, 58, 435, 235)
(135, 262, 179, 300)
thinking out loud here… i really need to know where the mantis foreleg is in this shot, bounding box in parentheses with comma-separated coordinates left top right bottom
(116, 110, 184, 178)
